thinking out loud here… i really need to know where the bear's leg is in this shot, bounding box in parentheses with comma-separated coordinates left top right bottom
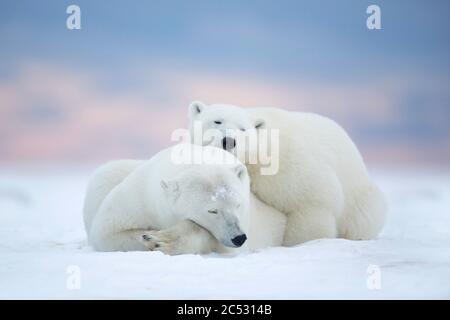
(91, 229, 153, 252)
(338, 184, 387, 240)
(283, 209, 338, 246)
(139, 220, 220, 255)
(282, 168, 344, 246)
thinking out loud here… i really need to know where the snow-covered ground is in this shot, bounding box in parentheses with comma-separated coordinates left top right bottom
(0, 167, 449, 299)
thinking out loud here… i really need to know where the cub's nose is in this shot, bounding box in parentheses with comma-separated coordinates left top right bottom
(231, 234, 247, 247)
(222, 137, 236, 151)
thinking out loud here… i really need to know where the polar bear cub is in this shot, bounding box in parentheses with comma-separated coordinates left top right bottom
(83, 144, 286, 254)
(188, 101, 387, 246)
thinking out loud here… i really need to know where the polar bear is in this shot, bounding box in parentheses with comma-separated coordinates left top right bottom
(83, 144, 286, 254)
(188, 101, 387, 246)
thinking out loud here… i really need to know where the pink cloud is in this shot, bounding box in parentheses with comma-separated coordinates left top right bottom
(0, 61, 448, 166)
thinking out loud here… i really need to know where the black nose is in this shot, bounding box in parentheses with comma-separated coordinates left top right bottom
(231, 234, 247, 247)
(222, 137, 236, 151)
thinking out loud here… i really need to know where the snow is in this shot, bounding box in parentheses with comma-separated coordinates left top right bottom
(0, 167, 449, 299)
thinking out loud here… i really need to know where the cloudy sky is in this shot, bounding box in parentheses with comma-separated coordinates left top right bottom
(0, 0, 449, 166)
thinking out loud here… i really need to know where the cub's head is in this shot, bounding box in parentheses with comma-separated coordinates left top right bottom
(188, 101, 265, 165)
(160, 162, 250, 248)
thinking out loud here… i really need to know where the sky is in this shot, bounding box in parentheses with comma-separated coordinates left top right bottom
(0, 0, 449, 166)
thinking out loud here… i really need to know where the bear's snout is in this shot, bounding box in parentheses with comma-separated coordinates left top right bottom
(222, 137, 236, 151)
(231, 234, 247, 247)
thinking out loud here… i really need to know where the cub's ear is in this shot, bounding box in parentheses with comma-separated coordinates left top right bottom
(189, 101, 206, 118)
(233, 164, 247, 181)
(255, 119, 265, 129)
(160, 180, 180, 200)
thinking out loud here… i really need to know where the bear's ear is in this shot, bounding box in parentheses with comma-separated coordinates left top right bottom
(254, 119, 265, 129)
(189, 101, 206, 118)
(233, 164, 247, 181)
(160, 179, 181, 200)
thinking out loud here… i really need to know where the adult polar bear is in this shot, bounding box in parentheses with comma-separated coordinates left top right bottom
(188, 102, 387, 246)
(83, 144, 286, 254)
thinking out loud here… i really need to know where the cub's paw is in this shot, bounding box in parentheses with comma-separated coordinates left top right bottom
(139, 230, 182, 255)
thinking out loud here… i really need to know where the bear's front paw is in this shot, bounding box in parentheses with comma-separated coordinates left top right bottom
(139, 230, 181, 255)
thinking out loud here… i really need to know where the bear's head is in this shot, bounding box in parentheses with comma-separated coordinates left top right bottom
(188, 101, 266, 167)
(160, 152, 250, 248)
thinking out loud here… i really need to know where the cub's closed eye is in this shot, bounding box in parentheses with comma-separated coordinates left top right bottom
(214, 120, 222, 125)
(208, 209, 218, 214)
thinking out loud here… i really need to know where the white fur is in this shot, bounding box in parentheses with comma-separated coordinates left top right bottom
(83, 144, 286, 254)
(188, 102, 387, 245)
